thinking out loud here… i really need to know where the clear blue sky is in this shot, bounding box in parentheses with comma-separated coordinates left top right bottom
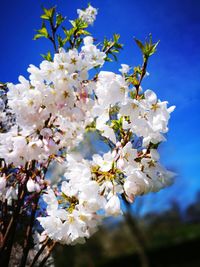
(1, 0, 200, 212)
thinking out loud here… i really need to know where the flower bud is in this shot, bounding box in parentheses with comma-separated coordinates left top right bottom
(105, 195, 122, 216)
(27, 179, 36, 192)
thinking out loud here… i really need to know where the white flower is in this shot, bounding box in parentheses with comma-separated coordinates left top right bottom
(92, 152, 113, 172)
(83, 36, 94, 46)
(43, 188, 58, 214)
(38, 216, 63, 241)
(96, 110, 116, 144)
(79, 181, 105, 212)
(117, 142, 138, 169)
(144, 89, 157, 104)
(81, 39, 106, 69)
(27, 179, 41, 193)
(27, 179, 36, 192)
(124, 170, 151, 199)
(95, 71, 128, 108)
(77, 5, 98, 25)
(5, 186, 17, 204)
(105, 195, 122, 216)
(119, 64, 130, 74)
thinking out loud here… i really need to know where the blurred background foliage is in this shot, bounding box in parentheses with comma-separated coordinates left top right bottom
(53, 192, 200, 267)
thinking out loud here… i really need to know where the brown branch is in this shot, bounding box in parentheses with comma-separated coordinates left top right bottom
(38, 241, 56, 267)
(0, 184, 26, 267)
(30, 238, 50, 267)
(103, 42, 115, 55)
(0, 163, 32, 266)
(49, 19, 57, 52)
(19, 195, 40, 267)
(135, 56, 149, 98)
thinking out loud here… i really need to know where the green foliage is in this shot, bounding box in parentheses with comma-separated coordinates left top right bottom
(126, 66, 143, 87)
(62, 19, 90, 49)
(134, 34, 159, 58)
(41, 51, 52, 61)
(85, 120, 96, 132)
(33, 6, 125, 63)
(34, 6, 156, 70)
(111, 117, 123, 132)
(33, 23, 48, 40)
(56, 14, 65, 27)
(40, 7, 56, 20)
(34, 6, 92, 51)
(102, 34, 123, 61)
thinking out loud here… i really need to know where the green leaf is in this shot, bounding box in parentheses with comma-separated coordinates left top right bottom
(134, 38, 144, 51)
(134, 66, 142, 75)
(70, 19, 88, 30)
(33, 23, 48, 40)
(102, 34, 123, 62)
(128, 76, 139, 86)
(62, 27, 75, 41)
(69, 20, 76, 28)
(105, 57, 113, 62)
(134, 35, 160, 57)
(111, 53, 118, 61)
(41, 51, 52, 61)
(33, 34, 43, 40)
(56, 14, 65, 27)
(130, 91, 137, 99)
(38, 27, 48, 37)
(78, 29, 90, 36)
(41, 7, 56, 20)
(113, 34, 120, 43)
(85, 120, 96, 132)
(75, 38, 83, 48)
(57, 35, 64, 47)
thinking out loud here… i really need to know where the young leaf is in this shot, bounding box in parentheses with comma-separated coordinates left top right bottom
(102, 34, 123, 62)
(41, 51, 52, 61)
(34, 23, 48, 40)
(56, 14, 65, 27)
(41, 7, 56, 20)
(134, 38, 144, 51)
(134, 35, 159, 57)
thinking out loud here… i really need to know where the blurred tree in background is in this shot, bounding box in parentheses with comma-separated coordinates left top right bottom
(53, 192, 200, 267)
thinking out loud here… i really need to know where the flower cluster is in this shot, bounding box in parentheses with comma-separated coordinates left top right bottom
(0, 4, 175, 250)
(0, 36, 105, 167)
(38, 81, 175, 244)
(77, 4, 98, 25)
(37, 61, 175, 244)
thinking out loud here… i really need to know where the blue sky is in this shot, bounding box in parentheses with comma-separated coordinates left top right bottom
(1, 0, 200, 212)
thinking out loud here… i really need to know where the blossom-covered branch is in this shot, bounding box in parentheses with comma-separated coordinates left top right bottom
(0, 4, 175, 266)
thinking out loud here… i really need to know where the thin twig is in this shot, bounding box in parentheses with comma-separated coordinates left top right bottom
(30, 238, 50, 267)
(135, 56, 148, 98)
(103, 42, 115, 54)
(38, 241, 56, 267)
(19, 195, 40, 267)
(49, 19, 57, 52)
(0, 165, 30, 266)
